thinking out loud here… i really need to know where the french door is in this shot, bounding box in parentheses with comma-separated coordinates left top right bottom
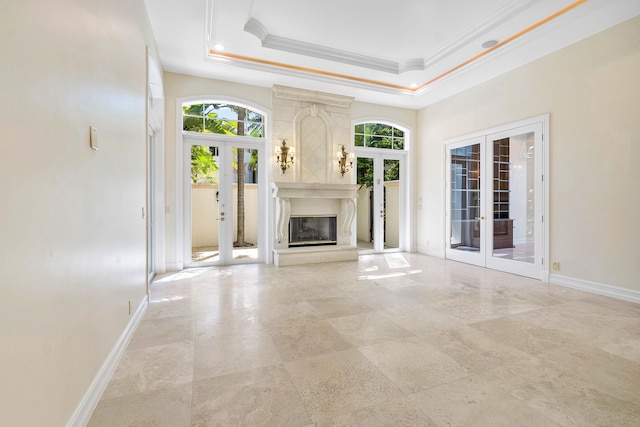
(184, 136, 263, 266)
(356, 151, 406, 253)
(445, 120, 545, 279)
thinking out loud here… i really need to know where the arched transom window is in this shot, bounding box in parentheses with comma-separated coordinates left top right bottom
(182, 103, 264, 137)
(354, 122, 404, 150)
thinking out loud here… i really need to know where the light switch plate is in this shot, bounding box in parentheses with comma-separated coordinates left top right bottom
(90, 126, 98, 150)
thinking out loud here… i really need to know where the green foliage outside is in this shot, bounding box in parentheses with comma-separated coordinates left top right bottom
(183, 103, 263, 137)
(354, 122, 404, 149)
(185, 104, 263, 184)
(356, 158, 400, 189)
(191, 145, 218, 184)
(183, 103, 264, 247)
(354, 123, 403, 188)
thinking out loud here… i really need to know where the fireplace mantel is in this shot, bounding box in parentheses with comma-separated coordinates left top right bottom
(271, 182, 359, 266)
(271, 182, 360, 199)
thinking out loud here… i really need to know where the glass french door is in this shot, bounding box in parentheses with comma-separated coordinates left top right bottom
(356, 152, 404, 253)
(446, 122, 544, 279)
(447, 137, 485, 265)
(184, 137, 263, 266)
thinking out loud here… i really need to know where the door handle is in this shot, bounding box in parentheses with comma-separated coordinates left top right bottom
(475, 216, 485, 220)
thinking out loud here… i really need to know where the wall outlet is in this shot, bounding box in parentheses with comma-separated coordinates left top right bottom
(552, 262, 560, 271)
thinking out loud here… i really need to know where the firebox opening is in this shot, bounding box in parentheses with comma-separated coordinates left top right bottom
(289, 215, 337, 247)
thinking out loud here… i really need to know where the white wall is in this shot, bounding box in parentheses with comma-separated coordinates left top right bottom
(416, 16, 640, 291)
(351, 102, 418, 130)
(0, 0, 157, 425)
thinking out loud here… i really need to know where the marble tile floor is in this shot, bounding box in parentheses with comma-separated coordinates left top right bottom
(88, 253, 640, 426)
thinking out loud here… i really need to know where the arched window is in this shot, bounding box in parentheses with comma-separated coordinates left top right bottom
(179, 99, 268, 267)
(182, 103, 264, 137)
(354, 122, 404, 150)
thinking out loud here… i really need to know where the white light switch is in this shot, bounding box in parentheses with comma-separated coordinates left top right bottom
(90, 126, 99, 150)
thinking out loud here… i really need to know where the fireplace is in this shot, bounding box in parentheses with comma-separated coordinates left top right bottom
(289, 216, 337, 247)
(271, 182, 359, 266)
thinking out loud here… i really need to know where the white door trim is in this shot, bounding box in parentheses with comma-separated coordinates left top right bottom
(183, 136, 266, 267)
(174, 96, 271, 270)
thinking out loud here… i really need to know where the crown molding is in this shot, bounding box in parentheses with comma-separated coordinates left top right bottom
(205, 52, 414, 95)
(422, 0, 540, 69)
(242, 1, 540, 76)
(244, 18, 401, 74)
(272, 84, 355, 108)
(208, 0, 598, 99)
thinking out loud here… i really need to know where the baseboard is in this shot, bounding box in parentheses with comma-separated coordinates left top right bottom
(416, 245, 445, 258)
(550, 274, 640, 304)
(165, 262, 179, 272)
(66, 295, 149, 427)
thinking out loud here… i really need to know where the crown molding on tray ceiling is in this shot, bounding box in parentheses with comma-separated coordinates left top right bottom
(207, 0, 589, 95)
(241, 0, 540, 75)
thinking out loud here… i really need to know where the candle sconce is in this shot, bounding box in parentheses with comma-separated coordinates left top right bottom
(275, 139, 294, 174)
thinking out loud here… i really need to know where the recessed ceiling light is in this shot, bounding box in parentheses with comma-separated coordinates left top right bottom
(213, 43, 225, 51)
(410, 83, 418, 89)
(481, 40, 499, 49)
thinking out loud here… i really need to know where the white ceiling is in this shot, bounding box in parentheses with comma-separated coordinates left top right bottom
(144, 0, 640, 109)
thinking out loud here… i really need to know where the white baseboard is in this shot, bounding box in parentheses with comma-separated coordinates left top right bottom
(550, 274, 640, 304)
(416, 245, 445, 258)
(165, 262, 179, 272)
(66, 295, 149, 427)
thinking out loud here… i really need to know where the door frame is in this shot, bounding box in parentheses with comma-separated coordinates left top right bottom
(146, 47, 166, 281)
(174, 96, 271, 270)
(183, 133, 266, 267)
(355, 147, 409, 254)
(443, 115, 550, 281)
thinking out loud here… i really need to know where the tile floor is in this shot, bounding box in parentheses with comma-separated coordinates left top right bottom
(88, 253, 640, 426)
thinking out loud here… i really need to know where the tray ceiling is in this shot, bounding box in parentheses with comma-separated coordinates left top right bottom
(145, 0, 640, 108)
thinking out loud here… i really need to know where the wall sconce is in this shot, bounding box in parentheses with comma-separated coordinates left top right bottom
(275, 139, 294, 174)
(337, 145, 354, 176)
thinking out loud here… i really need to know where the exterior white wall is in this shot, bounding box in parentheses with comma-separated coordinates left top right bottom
(191, 184, 259, 247)
(357, 187, 371, 243)
(0, 0, 157, 425)
(416, 16, 640, 291)
(385, 181, 400, 248)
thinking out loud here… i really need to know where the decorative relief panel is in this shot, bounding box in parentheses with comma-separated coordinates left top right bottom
(272, 85, 354, 185)
(300, 115, 327, 183)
